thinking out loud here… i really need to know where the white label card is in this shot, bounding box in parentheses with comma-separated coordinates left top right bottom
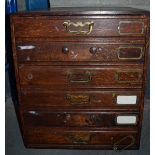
(116, 116, 137, 125)
(18, 45, 35, 50)
(117, 95, 137, 105)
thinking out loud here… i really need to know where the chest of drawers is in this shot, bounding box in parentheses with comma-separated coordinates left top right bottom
(10, 7, 149, 150)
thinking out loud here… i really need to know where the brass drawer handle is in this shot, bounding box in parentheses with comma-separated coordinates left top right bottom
(69, 134, 91, 144)
(113, 135, 135, 152)
(68, 72, 92, 83)
(63, 21, 94, 35)
(66, 94, 90, 105)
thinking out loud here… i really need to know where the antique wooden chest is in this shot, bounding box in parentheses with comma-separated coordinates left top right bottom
(10, 7, 149, 150)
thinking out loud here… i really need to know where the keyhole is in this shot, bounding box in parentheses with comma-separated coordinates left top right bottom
(27, 73, 33, 80)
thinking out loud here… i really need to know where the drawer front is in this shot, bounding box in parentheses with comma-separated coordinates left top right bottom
(16, 41, 144, 63)
(24, 128, 139, 149)
(13, 16, 146, 37)
(21, 110, 139, 128)
(19, 66, 143, 88)
(21, 89, 142, 108)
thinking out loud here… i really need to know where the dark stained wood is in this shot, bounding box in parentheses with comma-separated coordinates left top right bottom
(16, 41, 145, 63)
(18, 65, 143, 89)
(10, 7, 149, 150)
(12, 16, 147, 38)
(23, 127, 139, 149)
(20, 88, 142, 109)
(21, 109, 139, 128)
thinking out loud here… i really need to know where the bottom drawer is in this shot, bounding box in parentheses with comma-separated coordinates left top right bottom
(23, 128, 139, 150)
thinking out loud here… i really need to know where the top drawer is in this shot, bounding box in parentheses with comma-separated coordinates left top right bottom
(12, 16, 147, 38)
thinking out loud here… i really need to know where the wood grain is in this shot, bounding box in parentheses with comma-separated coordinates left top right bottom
(20, 88, 142, 109)
(18, 65, 143, 89)
(10, 7, 149, 150)
(13, 17, 147, 38)
(16, 41, 145, 63)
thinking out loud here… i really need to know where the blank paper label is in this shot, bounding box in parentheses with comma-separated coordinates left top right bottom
(18, 45, 35, 50)
(116, 116, 137, 125)
(117, 96, 137, 105)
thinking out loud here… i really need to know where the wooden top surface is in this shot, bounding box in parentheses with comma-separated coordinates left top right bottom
(11, 7, 149, 16)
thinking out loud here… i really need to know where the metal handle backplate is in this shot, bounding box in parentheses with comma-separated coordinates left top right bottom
(68, 72, 92, 83)
(63, 21, 94, 35)
(66, 94, 90, 105)
(68, 134, 91, 144)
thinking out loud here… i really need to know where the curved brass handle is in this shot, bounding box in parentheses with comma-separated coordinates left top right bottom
(113, 135, 135, 152)
(63, 21, 94, 35)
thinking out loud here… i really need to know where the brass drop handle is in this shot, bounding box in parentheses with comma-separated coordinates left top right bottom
(66, 94, 90, 105)
(69, 134, 91, 144)
(68, 72, 92, 83)
(62, 47, 69, 54)
(112, 135, 135, 152)
(63, 21, 94, 35)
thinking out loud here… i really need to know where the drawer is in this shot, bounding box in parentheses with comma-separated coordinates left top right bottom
(16, 41, 145, 63)
(21, 89, 142, 109)
(12, 16, 146, 37)
(21, 109, 139, 128)
(19, 65, 143, 88)
(24, 128, 139, 149)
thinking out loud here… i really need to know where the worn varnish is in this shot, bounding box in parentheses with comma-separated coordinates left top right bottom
(16, 41, 145, 63)
(10, 7, 149, 150)
(18, 65, 143, 89)
(20, 89, 142, 108)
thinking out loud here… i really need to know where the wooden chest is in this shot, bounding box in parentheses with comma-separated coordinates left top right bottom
(10, 7, 149, 151)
